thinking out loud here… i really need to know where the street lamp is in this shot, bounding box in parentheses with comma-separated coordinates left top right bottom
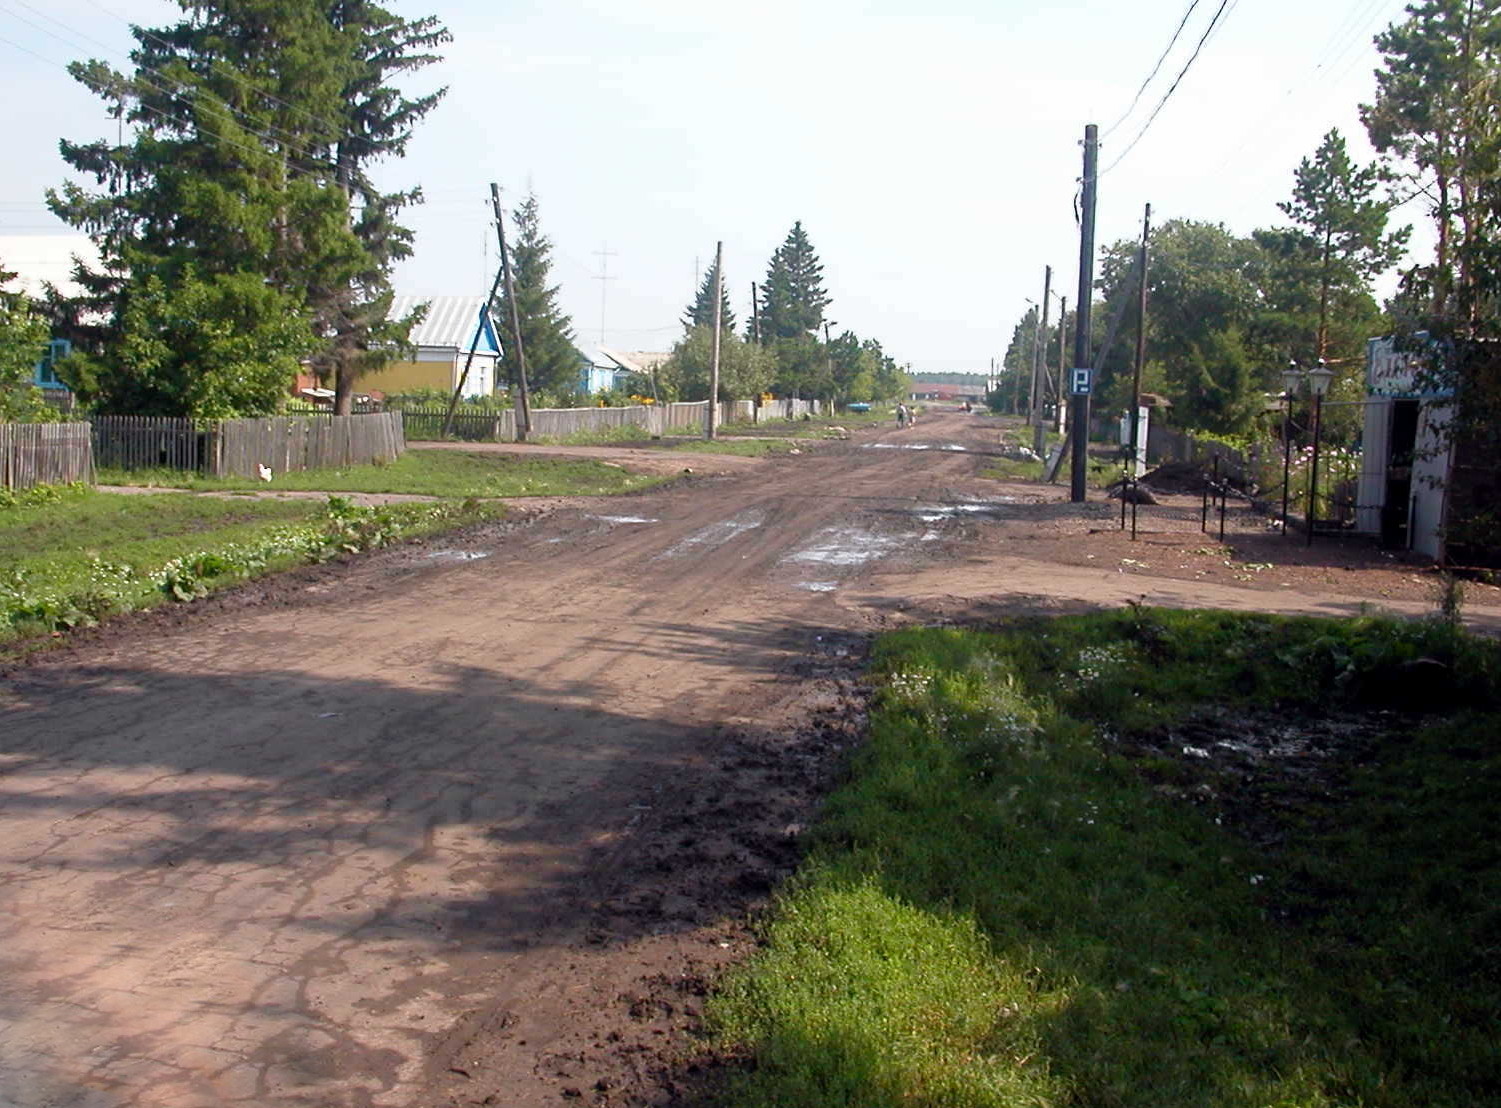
(1304, 360, 1334, 547)
(1280, 361, 1301, 536)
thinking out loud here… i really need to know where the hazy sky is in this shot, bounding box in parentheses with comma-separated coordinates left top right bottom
(1, 0, 1424, 371)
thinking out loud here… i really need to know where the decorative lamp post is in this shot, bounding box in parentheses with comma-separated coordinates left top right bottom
(1304, 360, 1334, 547)
(1280, 362, 1301, 536)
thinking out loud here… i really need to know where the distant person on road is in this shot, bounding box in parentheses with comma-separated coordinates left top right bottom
(896, 403, 908, 429)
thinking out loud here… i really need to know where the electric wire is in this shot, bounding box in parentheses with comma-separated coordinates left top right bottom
(0, 0, 345, 168)
(1099, 0, 1236, 177)
(74, 0, 360, 142)
(1102, 0, 1203, 140)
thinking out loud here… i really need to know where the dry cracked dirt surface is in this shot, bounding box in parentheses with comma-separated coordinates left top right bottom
(3, 409, 1499, 1108)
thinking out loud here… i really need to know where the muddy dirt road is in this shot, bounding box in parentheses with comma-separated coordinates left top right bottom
(3, 410, 1498, 1108)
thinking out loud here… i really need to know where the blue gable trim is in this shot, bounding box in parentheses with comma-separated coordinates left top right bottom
(464, 306, 502, 357)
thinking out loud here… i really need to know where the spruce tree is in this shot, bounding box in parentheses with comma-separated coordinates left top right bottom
(321, 1, 450, 413)
(494, 192, 581, 396)
(47, 0, 445, 416)
(682, 257, 736, 333)
(760, 222, 830, 340)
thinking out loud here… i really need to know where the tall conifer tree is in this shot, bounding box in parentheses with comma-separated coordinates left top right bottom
(760, 222, 830, 340)
(493, 192, 581, 396)
(683, 257, 736, 333)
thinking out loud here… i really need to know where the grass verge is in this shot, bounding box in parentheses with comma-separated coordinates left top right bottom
(1, 484, 504, 643)
(711, 608, 1500, 1107)
(96, 449, 664, 498)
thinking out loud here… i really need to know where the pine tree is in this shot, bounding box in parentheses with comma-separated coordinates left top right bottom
(682, 257, 736, 333)
(1278, 128, 1408, 361)
(760, 222, 830, 341)
(494, 192, 581, 396)
(1363, 0, 1501, 320)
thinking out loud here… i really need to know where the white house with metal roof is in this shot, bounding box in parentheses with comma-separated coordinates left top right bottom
(356, 295, 501, 398)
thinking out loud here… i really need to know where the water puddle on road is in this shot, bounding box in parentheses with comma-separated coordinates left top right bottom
(588, 514, 659, 525)
(911, 497, 1017, 524)
(426, 549, 491, 562)
(658, 509, 766, 558)
(859, 442, 970, 453)
(797, 581, 839, 592)
(784, 527, 905, 568)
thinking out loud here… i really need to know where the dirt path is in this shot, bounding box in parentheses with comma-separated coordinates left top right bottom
(4, 410, 1497, 1108)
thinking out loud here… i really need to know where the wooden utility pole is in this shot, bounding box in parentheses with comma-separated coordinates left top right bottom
(491, 183, 532, 442)
(1070, 124, 1099, 503)
(706, 241, 723, 440)
(442, 267, 504, 438)
(750, 282, 761, 344)
(1054, 294, 1068, 433)
(1030, 265, 1052, 455)
(1128, 203, 1151, 479)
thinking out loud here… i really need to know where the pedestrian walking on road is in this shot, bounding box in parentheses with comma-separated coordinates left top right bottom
(896, 403, 908, 429)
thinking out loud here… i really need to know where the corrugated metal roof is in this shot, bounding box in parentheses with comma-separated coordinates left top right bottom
(390, 295, 499, 354)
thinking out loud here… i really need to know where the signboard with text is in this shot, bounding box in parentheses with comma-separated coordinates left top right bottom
(1070, 368, 1092, 396)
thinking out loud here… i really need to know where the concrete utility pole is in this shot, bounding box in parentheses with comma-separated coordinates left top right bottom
(1030, 265, 1052, 455)
(706, 241, 723, 440)
(1054, 295, 1068, 434)
(1128, 203, 1151, 480)
(1070, 124, 1099, 503)
(494, 182, 532, 442)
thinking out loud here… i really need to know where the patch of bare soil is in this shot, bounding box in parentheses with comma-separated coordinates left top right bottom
(1117, 705, 1398, 922)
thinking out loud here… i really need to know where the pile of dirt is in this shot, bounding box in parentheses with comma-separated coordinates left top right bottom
(1133, 460, 1251, 496)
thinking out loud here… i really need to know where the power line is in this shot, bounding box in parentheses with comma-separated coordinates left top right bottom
(0, 0, 344, 166)
(1103, 0, 1203, 140)
(74, 0, 357, 142)
(0, 30, 332, 175)
(1100, 0, 1236, 177)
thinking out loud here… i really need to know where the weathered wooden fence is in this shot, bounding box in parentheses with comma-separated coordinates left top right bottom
(398, 399, 824, 443)
(0, 422, 94, 490)
(92, 412, 404, 478)
(218, 412, 405, 477)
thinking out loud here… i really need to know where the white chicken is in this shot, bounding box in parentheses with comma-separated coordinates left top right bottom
(257, 463, 273, 482)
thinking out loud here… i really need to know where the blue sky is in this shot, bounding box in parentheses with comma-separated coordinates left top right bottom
(1, 0, 1422, 371)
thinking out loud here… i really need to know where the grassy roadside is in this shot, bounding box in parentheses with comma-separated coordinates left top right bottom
(711, 609, 1500, 1107)
(1, 484, 506, 643)
(96, 449, 665, 498)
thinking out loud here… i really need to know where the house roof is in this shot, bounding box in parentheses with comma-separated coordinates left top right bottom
(390, 295, 500, 354)
(0, 234, 101, 298)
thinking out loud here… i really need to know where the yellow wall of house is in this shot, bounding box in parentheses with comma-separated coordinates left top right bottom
(359, 359, 450, 395)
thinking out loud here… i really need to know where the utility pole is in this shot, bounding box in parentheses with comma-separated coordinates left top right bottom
(750, 282, 761, 344)
(592, 244, 617, 348)
(494, 183, 532, 442)
(1054, 294, 1068, 433)
(1031, 265, 1052, 455)
(1128, 203, 1151, 480)
(823, 320, 835, 410)
(1070, 124, 1099, 503)
(706, 241, 723, 440)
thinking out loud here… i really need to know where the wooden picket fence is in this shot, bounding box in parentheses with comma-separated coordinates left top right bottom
(0, 422, 94, 490)
(397, 398, 823, 443)
(91, 412, 404, 478)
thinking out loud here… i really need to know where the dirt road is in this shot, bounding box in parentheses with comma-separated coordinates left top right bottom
(3, 410, 1497, 1108)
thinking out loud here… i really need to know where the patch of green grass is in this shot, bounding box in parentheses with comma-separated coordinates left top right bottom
(97, 449, 665, 498)
(711, 610, 1501, 1107)
(1, 486, 506, 643)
